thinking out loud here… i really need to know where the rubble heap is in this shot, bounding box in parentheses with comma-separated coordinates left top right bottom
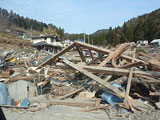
(1, 41, 160, 119)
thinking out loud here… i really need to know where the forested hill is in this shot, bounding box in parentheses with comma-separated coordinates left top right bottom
(0, 8, 64, 38)
(105, 8, 160, 45)
(87, 8, 160, 45)
(93, 29, 108, 34)
(1, 7, 160, 44)
(65, 8, 160, 45)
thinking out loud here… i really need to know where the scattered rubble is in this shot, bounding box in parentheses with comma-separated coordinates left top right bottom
(0, 41, 160, 119)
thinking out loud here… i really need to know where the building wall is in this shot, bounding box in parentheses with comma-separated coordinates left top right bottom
(32, 38, 45, 44)
(32, 37, 57, 44)
(46, 37, 56, 44)
(32, 37, 62, 47)
(8, 80, 37, 102)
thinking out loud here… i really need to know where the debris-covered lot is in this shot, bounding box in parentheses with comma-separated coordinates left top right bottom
(1, 41, 160, 120)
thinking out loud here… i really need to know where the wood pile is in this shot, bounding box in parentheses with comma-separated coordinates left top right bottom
(37, 41, 160, 113)
(1, 41, 160, 115)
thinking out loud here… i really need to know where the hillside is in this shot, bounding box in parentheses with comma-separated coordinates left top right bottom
(66, 8, 160, 46)
(0, 8, 64, 38)
(93, 29, 108, 35)
(106, 8, 160, 45)
(1, 7, 160, 46)
(0, 32, 31, 47)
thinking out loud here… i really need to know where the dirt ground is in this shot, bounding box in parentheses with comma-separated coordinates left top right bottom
(2, 105, 109, 120)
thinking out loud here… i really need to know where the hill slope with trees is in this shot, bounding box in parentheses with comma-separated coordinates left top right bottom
(66, 8, 160, 46)
(0, 8, 64, 38)
(105, 8, 160, 46)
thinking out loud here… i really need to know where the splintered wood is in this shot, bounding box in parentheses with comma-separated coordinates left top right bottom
(36, 41, 160, 113)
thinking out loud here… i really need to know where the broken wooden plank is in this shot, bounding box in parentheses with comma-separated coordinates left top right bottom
(119, 61, 143, 69)
(75, 42, 86, 62)
(87, 53, 104, 65)
(0, 104, 36, 109)
(149, 92, 160, 96)
(136, 74, 160, 81)
(155, 102, 160, 109)
(124, 68, 134, 102)
(84, 105, 108, 112)
(43, 99, 96, 107)
(111, 44, 130, 67)
(123, 48, 136, 112)
(37, 42, 75, 68)
(41, 71, 54, 87)
(99, 43, 130, 67)
(124, 48, 136, 102)
(0, 71, 10, 78)
(37, 41, 147, 68)
(4, 76, 34, 84)
(89, 49, 94, 60)
(83, 66, 160, 77)
(104, 75, 112, 82)
(63, 59, 123, 98)
(76, 41, 146, 64)
(58, 87, 84, 100)
(63, 59, 150, 112)
(138, 52, 152, 59)
(149, 59, 160, 71)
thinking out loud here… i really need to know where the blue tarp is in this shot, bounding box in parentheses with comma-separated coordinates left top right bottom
(102, 83, 124, 105)
(0, 82, 11, 105)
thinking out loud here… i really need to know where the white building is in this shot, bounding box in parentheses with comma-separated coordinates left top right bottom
(136, 40, 148, 47)
(32, 34, 62, 47)
(151, 39, 160, 48)
(31, 34, 62, 52)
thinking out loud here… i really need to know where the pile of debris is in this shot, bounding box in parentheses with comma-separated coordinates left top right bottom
(1, 41, 160, 119)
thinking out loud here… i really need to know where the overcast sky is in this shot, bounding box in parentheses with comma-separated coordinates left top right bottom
(0, 0, 160, 34)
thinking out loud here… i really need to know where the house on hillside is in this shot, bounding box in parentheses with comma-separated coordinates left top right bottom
(136, 40, 148, 47)
(150, 39, 160, 48)
(31, 34, 62, 53)
(16, 29, 29, 40)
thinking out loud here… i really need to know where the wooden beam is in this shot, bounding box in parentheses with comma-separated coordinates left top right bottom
(76, 41, 145, 64)
(75, 43, 86, 62)
(136, 74, 160, 81)
(111, 44, 130, 67)
(87, 53, 104, 65)
(119, 61, 143, 69)
(83, 66, 160, 77)
(150, 92, 160, 96)
(42, 71, 54, 87)
(124, 68, 133, 102)
(124, 48, 136, 102)
(58, 88, 84, 100)
(43, 99, 96, 107)
(63, 59, 150, 112)
(89, 49, 94, 60)
(37, 42, 75, 68)
(138, 52, 152, 59)
(63, 59, 123, 98)
(99, 43, 130, 67)
(104, 75, 112, 82)
(110, 76, 127, 84)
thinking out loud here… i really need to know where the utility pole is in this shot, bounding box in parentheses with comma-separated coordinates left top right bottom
(30, 25, 32, 39)
(84, 27, 85, 43)
(88, 35, 90, 44)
